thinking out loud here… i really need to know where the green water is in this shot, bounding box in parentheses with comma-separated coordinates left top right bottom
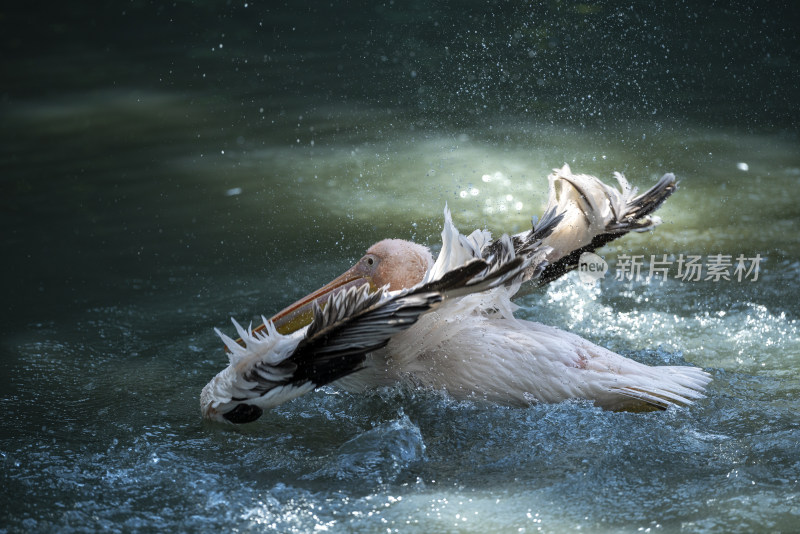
(2, 2, 799, 532)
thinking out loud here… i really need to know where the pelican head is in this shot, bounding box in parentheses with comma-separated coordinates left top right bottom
(250, 239, 433, 338)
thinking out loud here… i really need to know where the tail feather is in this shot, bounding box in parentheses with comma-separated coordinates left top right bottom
(603, 366, 711, 411)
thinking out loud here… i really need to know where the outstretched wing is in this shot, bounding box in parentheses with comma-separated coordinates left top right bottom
(516, 164, 677, 287)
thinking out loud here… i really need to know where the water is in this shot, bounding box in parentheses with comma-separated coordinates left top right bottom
(2, 2, 799, 532)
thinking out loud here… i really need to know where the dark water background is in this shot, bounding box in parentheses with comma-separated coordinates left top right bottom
(2, 1, 799, 532)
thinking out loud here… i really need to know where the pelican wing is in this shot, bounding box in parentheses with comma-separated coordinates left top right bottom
(208, 286, 396, 424)
(502, 165, 676, 289)
(286, 285, 443, 388)
(532, 164, 677, 285)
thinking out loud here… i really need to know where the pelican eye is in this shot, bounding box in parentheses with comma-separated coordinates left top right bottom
(366, 256, 375, 266)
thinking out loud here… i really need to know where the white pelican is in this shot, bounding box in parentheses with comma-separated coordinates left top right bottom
(201, 165, 711, 423)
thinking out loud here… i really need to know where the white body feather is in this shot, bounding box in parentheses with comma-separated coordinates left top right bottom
(336, 285, 710, 410)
